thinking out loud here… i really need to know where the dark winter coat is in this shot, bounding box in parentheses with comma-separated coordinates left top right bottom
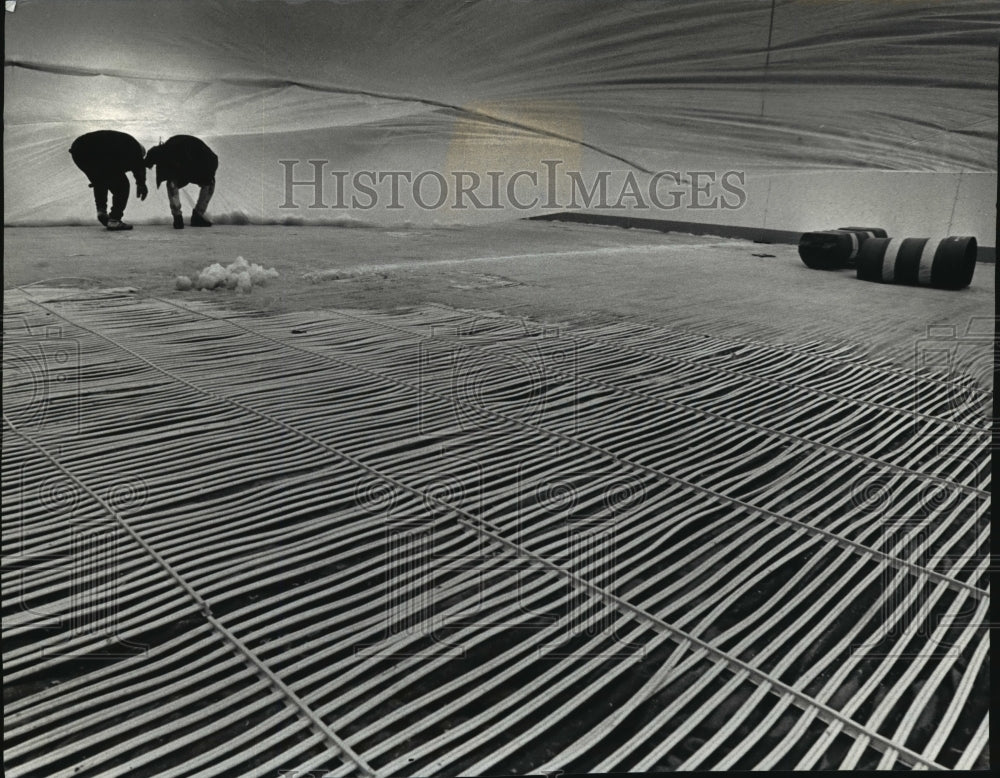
(144, 135, 219, 189)
(69, 130, 147, 185)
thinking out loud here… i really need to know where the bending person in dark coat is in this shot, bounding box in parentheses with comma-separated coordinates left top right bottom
(144, 135, 218, 228)
(69, 130, 148, 231)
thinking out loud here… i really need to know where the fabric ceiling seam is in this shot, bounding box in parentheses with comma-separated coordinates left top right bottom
(4, 58, 657, 175)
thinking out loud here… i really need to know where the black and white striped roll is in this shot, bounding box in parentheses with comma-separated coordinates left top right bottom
(856, 236, 977, 290)
(798, 230, 868, 270)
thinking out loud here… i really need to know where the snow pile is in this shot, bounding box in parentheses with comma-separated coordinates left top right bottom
(191, 256, 279, 292)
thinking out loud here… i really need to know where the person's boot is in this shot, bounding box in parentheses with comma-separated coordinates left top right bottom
(106, 219, 133, 231)
(97, 212, 109, 227)
(173, 214, 185, 229)
(190, 211, 212, 227)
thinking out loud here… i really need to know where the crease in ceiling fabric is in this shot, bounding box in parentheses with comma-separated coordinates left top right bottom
(4, 0, 998, 228)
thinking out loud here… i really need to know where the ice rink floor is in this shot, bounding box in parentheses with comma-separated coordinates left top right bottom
(3, 221, 993, 774)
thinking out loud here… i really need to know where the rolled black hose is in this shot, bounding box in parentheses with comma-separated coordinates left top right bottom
(856, 236, 977, 290)
(798, 229, 884, 270)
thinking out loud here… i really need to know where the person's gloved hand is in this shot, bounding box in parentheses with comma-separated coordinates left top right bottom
(137, 182, 148, 201)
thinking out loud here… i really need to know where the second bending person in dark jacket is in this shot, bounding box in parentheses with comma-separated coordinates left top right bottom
(144, 135, 218, 228)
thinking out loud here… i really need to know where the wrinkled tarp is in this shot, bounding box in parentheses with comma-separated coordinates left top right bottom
(4, 0, 998, 229)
